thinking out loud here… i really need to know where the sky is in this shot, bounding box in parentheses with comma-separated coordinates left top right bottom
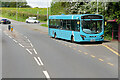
(26, 0, 52, 8)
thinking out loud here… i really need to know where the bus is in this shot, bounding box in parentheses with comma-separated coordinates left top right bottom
(48, 14, 104, 42)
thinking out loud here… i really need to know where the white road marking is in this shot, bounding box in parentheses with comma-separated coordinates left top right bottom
(33, 49, 37, 54)
(24, 36, 27, 38)
(27, 39, 31, 42)
(0, 29, 1, 31)
(9, 36, 12, 39)
(26, 49, 32, 54)
(30, 43, 33, 47)
(19, 43, 24, 48)
(34, 57, 41, 66)
(6, 33, 8, 36)
(13, 39, 17, 43)
(37, 57, 44, 65)
(43, 71, 51, 79)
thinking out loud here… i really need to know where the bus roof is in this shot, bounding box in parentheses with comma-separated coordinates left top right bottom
(49, 14, 103, 20)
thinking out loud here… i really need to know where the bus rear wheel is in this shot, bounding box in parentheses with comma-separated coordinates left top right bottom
(71, 36, 74, 43)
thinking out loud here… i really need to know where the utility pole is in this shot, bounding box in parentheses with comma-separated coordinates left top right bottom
(97, 0, 98, 14)
(16, 0, 18, 20)
(47, 2, 48, 25)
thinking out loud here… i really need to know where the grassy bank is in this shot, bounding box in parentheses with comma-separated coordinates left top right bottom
(0, 8, 47, 23)
(40, 24, 48, 27)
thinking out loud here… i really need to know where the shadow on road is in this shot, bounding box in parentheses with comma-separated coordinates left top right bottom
(52, 37, 111, 45)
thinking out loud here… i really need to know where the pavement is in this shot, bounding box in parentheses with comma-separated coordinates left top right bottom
(0, 17, 119, 79)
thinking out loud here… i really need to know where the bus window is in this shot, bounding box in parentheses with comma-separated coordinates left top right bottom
(71, 20, 80, 31)
(71, 20, 75, 31)
(75, 20, 80, 31)
(50, 19, 53, 26)
(63, 20, 66, 30)
(56, 19, 61, 29)
(66, 20, 71, 30)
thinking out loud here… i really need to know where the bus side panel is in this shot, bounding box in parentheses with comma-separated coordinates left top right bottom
(74, 32, 83, 42)
(60, 30, 72, 40)
(49, 28, 56, 37)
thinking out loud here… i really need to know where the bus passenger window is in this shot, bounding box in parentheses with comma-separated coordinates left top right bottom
(75, 20, 80, 31)
(66, 20, 71, 30)
(63, 20, 66, 30)
(71, 20, 75, 31)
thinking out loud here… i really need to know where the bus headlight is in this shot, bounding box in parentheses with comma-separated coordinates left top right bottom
(80, 35, 86, 40)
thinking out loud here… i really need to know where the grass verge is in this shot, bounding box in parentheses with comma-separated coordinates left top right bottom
(40, 24, 48, 27)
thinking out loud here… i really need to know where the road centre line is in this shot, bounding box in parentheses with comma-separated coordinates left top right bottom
(26, 49, 32, 54)
(43, 71, 51, 79)
(24, 36, 27, 38)
(33, 49, 38, 54)
(9, 36, 12, 39)
(37, 57, 44, 65)
(13, 39, 17, 43)
(18, 43, 24, 48)
(30, 43, 33, 47)
(34, 57, 41, 66)
(101, 44, 119, 56)
(27, 39, 31, 42)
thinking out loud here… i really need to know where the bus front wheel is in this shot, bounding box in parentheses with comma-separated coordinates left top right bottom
(54, 33, 56, 39)
(71, 36, 74, 43)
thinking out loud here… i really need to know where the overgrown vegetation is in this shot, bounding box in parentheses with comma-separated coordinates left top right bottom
(1, 8, 47, 22)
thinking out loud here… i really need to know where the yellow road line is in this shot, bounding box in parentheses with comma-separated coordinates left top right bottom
(107, 63, 114, 66)
(69, 46, 72, 48)
(98, 58, 104, 62)
(78, 50, 82, 52)
(102, 44, 119, 56)
(84, 52, 88, 55)
(73, 48, 76, 50)
(91, 55, 96, 58)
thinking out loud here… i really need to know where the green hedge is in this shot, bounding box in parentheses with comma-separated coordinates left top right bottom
(1, 9, 47, 21)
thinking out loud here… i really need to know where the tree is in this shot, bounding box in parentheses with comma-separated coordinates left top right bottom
(1, 1, 31, 8)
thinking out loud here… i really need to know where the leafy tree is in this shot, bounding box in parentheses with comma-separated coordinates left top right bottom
(1, 1, 31, 8)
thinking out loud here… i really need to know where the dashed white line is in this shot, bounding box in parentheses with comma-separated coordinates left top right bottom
(43, 71, 51, 79)
(19, 43, 24, 48)
(27, 39, 31, 42)
(13, 39, 17, 43)
(9, 36, 12, 39)
(26, 49, 32, 54)
(24, 36, 27, 38)
(34, 57, 41, 66)
(37, 57, 44, 65)
(30, 43, 33, 47)
(33, 49, 38, 54)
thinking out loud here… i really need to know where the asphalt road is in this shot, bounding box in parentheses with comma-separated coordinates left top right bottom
(1, 19, 118, 79)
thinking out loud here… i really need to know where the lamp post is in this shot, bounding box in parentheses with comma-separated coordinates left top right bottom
(47, 2, 48, 25)
(97, 0, 98, 14)
(16, 0, 18, 20)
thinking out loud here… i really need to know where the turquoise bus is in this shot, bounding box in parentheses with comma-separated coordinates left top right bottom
(48, 14, 104, 42)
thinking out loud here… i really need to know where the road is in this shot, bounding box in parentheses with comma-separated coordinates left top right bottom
(1, 19, 118, 79)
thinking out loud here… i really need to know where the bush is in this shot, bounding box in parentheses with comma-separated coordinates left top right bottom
(1, 8, 47, 22)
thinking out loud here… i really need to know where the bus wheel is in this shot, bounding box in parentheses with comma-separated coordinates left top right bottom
(54, 33, 56, 39)
(71, 36, 74, 43)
